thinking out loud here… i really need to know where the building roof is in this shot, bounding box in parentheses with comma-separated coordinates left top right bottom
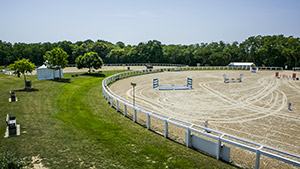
(228, 62, 254, 66)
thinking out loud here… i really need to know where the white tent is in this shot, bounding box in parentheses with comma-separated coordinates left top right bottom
(228, 62, 255, 67)
(37, 65, 63, 80)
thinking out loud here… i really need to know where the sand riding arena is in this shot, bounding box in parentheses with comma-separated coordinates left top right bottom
(108, 69, 300, 168)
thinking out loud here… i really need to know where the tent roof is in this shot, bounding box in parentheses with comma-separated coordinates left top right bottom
(37, 65, 48, 69)
(228, 62, 254, 66)
(37, 65, 61, 69)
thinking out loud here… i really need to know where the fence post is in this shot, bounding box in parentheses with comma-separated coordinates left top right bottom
(186, 128, 191, 147)
(255, 146, 263, 169)
(103, 89, 106, 99)
(116, 100, 119, 112)
(124, 104, 127, 116)
(111, 97, 113, 107)
(107, 95, 110, 104)
(133, 108, 136, 122)
(147, 113, 150, 130)
(216, 134, 225, 160)
(186, 124, 194, 147)
(164, 119, 168, 138)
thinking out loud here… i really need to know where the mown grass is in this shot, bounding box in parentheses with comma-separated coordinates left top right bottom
(0, 71, 237, 168)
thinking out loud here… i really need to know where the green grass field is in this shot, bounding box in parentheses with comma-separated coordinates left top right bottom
(0, 71, 237, 168)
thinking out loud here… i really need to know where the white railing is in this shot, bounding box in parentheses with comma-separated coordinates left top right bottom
(102, 67, 299, 169)
(293, 67, 300, 71)
(257, 66, 283, 70)
(101, 64, 284, 70)
(1, 70, 36, 75)
(103, 63, 186, 67)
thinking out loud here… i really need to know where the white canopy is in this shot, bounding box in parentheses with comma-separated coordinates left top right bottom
(228, 62, 255, 67)
(37, 65, 63, 80)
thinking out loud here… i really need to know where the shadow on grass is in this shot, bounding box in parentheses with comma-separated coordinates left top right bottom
(50, 78, 71, 83)
(80, 73, 106, 77)
(15, 88, 39, 92)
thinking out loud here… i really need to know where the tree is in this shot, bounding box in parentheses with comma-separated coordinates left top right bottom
(106, 48, 125, 63)
(9, 58, 35, 88)
(72, 43, 88, 60)
(116, 41, 125, 49)
(58, 41, 74, 64)
(90, 41, 111, 63)
(43, 47, 69, 79)
(75, 52, 103, 73)
(0, 40, 13, 66)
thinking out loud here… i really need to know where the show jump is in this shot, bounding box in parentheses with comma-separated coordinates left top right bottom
(153, 78, 193, 90)
(223, 74, 243, 83)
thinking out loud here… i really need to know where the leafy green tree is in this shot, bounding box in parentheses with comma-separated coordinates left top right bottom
(134, 40, 164, 63)
(116, 41, 125, 49)
(106, 48, 125, 63)
(72, 43, 88, 60)
(43, 47, 69, 79)
(75, 52, 103, 73)
(125, 46, 138, 63)
(9, 58, 35, 87)
(2, 35, 300, 68)
(58, 41, 74, 64)
(0, 40, 13, 66)
(90, 41, 110, 62)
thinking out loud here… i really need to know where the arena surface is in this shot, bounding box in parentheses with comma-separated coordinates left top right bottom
(110, 70, 300, 158)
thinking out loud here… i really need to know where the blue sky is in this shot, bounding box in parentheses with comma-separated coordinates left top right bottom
(0, 0, 300, 45)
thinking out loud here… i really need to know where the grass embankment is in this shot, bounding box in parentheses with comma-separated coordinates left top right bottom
(0, 71, 237, 168)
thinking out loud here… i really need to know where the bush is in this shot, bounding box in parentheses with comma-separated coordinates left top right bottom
(0, 148, 31, 169)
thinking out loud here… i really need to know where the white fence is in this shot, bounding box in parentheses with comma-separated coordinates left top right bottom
(103, 63, 186, 67)
(293, 67, 300, 71)
(1, 70, 36, 75)
(102, 67, 299, 169)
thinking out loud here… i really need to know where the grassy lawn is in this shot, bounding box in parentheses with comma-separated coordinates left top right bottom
(0, 71, 237, 169)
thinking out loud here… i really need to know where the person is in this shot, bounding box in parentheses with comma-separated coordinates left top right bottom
(204, 120, 211, 133)
(288, 102, 292, 111)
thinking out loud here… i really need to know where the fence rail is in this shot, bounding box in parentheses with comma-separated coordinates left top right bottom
(102, 67, 299, 169)
(293, 67, 300, 71)
(102, 63, 187, 67)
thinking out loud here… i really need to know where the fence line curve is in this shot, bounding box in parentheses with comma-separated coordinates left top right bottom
(102, 66, 299, 169)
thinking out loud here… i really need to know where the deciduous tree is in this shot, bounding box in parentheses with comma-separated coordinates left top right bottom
(75, 52, 103, 73)
(43, 47, 69, 79)
(9, 58, 35, 88)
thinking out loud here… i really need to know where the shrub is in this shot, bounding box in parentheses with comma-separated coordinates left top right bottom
(0, 148, 31, 169)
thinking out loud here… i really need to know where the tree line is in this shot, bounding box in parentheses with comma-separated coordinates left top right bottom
(1, 35, 300, 68)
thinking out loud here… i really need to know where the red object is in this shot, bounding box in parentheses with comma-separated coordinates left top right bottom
(292, 73, 296, 79)
(275, 72, 279, 77)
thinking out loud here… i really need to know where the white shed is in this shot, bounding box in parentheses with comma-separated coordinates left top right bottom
(37, 65, 63, 80)
(228, 62, 255, 67)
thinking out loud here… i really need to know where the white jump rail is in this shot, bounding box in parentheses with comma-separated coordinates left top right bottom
(102, 67, 298, 169)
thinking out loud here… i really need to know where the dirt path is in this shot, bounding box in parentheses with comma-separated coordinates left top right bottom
(110, 70, 300, 157)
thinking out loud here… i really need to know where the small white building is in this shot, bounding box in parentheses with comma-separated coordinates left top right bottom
(228, 62, 255, 67)
(37, 65, 63, 80)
